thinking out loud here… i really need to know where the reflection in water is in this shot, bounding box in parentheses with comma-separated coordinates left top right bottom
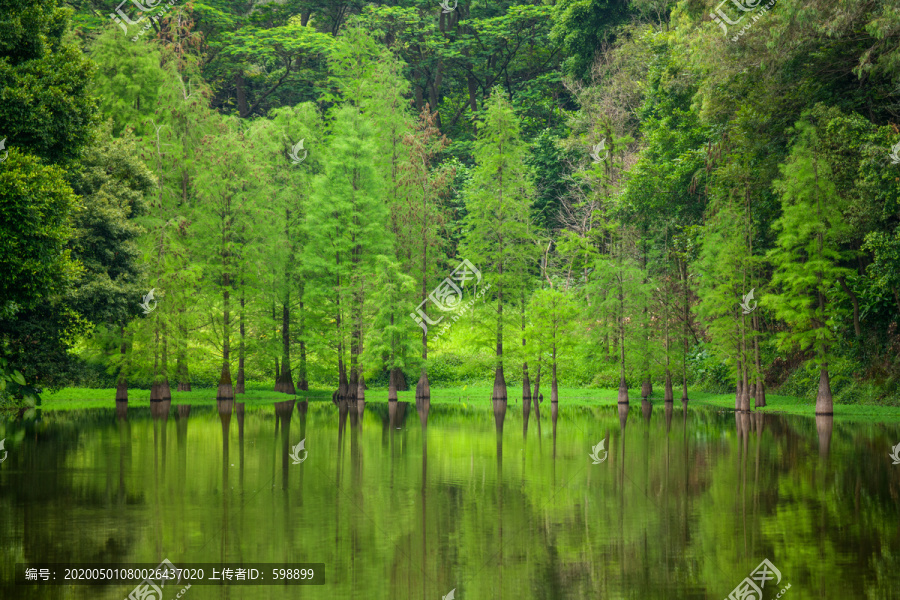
(551, 400, 558, 460)
(236, 402, 244, 488)
(151, 399, 170, 478)
(816, 414, 833, 460)
(275, 400, 295, 491)
(492, 398, 507, 600)
(175, 404, 190, 490)
(217, 399, 233, 583)
(4, 403, 900, 599)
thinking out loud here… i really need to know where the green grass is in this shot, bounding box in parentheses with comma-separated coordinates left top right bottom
(31, 383, 900, 422)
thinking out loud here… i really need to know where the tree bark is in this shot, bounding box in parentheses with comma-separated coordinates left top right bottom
(236, 286, 245, 394)
(297, 298, 308, 391)
(176, 314, 190, 391)
(217, 273, 234, 401)
(753, 311, 766, 407)
(115, 325, 128, 402)
(275, 302, 295, 394)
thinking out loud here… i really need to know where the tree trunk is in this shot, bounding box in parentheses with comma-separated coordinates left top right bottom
(664, 368, 674, 403)
(297, 298, 308, 391)
(492, 365, 507, 401)
(681, 259, 689, 404)
(641, 376, 651, 400)
(115, 325, 128, 402)
(522, 363, 532, 403)
(740, 362, 751, 412)
(176, 316, 190, 391)
(389, 367, 399, 401)
(236, 287, 245, 395)
(816, 366, 833, 415)
(415, 367, 430, 400)
(161, 323, 171, 400)
(275, 302, 295, 394)
(217, 274, 234, 401)
(235, 71, 249, 117)
(551, 345, 559, 404)
(357, 373, 366, 402)
(753, 312, 766, 408)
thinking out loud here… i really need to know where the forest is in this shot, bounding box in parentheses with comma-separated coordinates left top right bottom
(1, 0, 899, 415)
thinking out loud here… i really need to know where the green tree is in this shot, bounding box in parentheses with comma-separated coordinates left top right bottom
(304, 105, 389, 401)
(526, 287, 577, 402)
(0, 0, 98, 165)
(460, 90, 534, 402)
(769, 117, 853, 416)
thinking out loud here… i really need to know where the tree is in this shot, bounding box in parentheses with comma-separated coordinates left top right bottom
(460, 90, 534, 402)
(304, 105, 389, 401)
(526, 287, 577, 403)
(769, 117, 853, 416)
(0, 0, 98, 165)
(194, 117, 262, 401)
(67, 122, 156, 400)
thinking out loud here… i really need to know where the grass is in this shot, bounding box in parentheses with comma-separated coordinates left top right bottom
(30, 383, 900, 422)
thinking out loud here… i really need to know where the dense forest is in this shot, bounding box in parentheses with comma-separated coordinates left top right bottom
(1, 0, 899, 415)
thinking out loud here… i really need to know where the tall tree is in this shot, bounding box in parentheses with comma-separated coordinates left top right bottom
(460, 90, 534, 402)
(769, 116, 853, 416)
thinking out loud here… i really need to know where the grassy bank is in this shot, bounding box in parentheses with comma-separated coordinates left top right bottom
(30, 384, 900, 422)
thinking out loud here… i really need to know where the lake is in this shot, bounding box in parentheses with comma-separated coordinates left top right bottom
(1, 398, 899, 599)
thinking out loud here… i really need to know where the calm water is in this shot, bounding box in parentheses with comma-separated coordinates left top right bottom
(1, 398, 899, 599)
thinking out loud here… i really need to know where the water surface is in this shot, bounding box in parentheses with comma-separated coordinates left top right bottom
(1, 398, 899, 599)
